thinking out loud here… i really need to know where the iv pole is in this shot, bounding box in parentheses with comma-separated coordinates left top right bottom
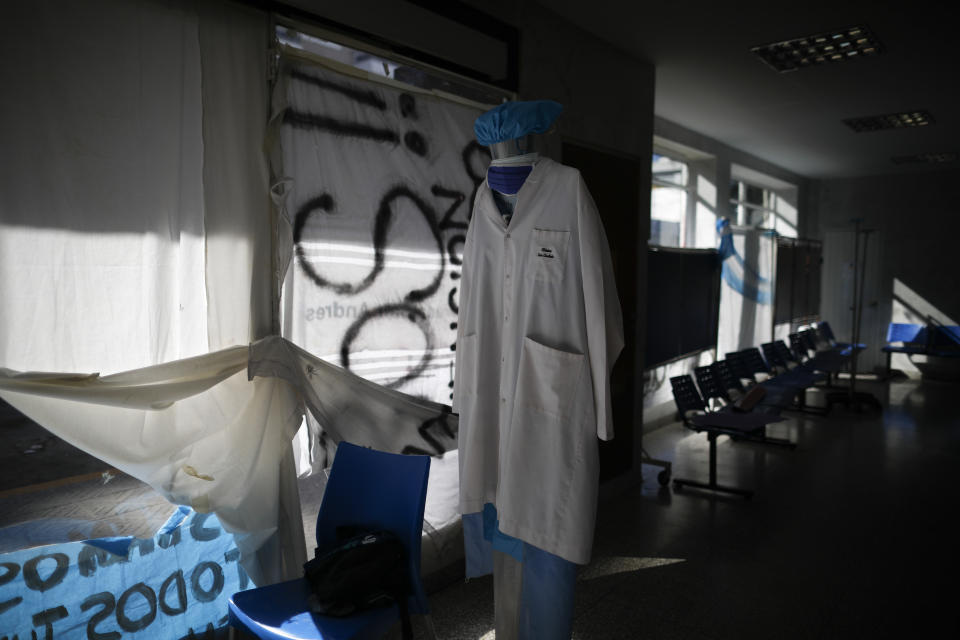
(833, 218, 881, 411)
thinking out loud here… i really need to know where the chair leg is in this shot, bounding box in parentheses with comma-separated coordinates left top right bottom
(672, 432, 754, 499)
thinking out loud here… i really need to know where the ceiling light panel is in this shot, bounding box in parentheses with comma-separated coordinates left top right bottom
(750, 25, 883, 73)
(891, 152, 959, 165)
(843, 110, 935, 133)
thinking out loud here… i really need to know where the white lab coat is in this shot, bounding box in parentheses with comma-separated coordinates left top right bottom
(453, 158, 624, 565)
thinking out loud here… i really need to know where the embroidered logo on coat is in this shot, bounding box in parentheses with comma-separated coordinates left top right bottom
(537, 247, 555, 259)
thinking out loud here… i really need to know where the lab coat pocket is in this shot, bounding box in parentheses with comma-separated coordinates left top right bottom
(514, 336, 584, 419)
(532, 228, 569, 282)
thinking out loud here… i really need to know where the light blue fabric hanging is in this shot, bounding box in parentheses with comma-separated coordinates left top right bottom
(717, 217, 773, 304)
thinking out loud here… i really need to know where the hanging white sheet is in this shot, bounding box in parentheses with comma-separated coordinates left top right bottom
(270, 52, 490, 568)
(0, 344, 302, 587)
(198, 0, 274, 349)
(0, 0, 208, 375)
(272, 52, 489, 406)
(717, 223, 776, 356)
(249, 337, 457, 456)
(248, 336, 462, 566)
(0, 336, 459, 581)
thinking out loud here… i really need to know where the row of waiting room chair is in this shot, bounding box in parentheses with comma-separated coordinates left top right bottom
(668, 323, 855, 499)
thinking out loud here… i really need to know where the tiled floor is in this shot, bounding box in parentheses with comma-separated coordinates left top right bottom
(425, 377, 960, 638)
(4, 377, 958, 638)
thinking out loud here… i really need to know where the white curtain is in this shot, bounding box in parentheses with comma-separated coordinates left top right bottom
(0, 0, 305, 587)
(0, 0, 207, 373)
(198, 0, 275, 349)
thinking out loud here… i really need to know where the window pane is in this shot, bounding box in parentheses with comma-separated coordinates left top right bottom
(745, 184, 764, 205)
(650, 184, 686, 247)
(277, 26, 510, 105)
(652, 154, 688, 187)
(650, 219, 681, 247)
(694, 201, 717, 248)
(729, 180, 740, 201)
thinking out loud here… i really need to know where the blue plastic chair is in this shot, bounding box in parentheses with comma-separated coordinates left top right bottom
(228, 442, 432, 640)
(886, 322, 926, 345)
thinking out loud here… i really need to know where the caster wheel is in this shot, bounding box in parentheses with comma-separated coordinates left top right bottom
(657, 470, 670, 486)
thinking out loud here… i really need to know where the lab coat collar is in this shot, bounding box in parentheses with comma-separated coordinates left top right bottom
(479, 157, 552, 228)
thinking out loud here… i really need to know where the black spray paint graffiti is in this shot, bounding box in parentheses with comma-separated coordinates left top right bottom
(289, 68, 387, 109)
(0, 513, 246, 640)
(292, 187, 446, 303)
(401, 405, 457, 457)
(462, 140, 491, 219)
(284, 65, 487, 415)
(285, 71, 428, 157)
(340, 303, 435, 389)
(445, 141, 490, 347)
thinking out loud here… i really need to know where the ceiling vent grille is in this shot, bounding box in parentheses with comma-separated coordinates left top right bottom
(891, 152, 958, 165)
(843, 110, 935, 133)
(751, 25, 883, 73)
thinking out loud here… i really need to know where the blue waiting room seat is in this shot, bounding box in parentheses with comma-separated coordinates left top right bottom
(882, 322, 960, 376)
(228, 442, 433, 640)
(670, 374, 789, 499)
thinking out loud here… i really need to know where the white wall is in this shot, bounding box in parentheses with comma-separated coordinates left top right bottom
(654, 116, 811, 235)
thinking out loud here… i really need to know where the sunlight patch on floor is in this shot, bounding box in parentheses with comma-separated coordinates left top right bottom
(579, 556, 686, 581)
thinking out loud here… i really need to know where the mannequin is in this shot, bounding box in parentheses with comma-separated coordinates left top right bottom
(455, 99, 623, 640)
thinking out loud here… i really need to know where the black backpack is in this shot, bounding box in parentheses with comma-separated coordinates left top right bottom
(303, 527, 413, 639)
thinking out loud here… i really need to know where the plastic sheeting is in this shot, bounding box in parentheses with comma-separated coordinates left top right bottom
(0, 510, 246, 639)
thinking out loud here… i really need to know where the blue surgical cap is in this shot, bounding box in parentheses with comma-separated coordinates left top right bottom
(474, 100, 564, 146)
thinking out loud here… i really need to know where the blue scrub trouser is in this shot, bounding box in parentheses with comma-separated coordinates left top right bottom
(463, 507, 578, 639)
